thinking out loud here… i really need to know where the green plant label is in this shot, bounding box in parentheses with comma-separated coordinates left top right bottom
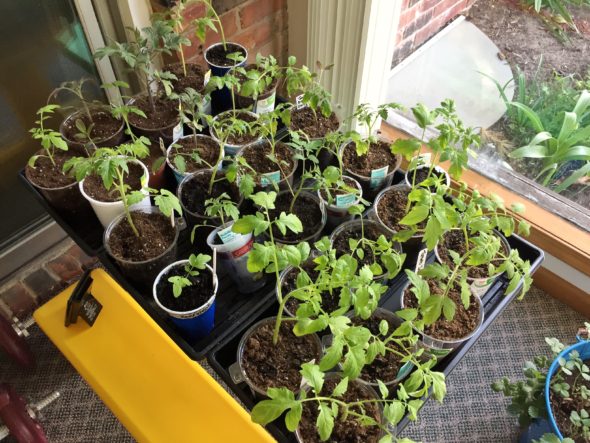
(218, 225, 237, 244)
(204, 69, 211, 86)
(173, 123, 183, 142)
(260, 170, 281, 186)
(255, 92, 276, 115)
(415, 248, 428, 272)
(370, 166, 389, 189)
(295, 94, 304, 110)
(397, 361, 414, 380)
(336, 193, 356, 207)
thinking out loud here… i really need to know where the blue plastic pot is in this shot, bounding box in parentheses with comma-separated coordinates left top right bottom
(153, 261, 218, 342)
(204, 42, 247, 113)
(545, 336, 590, 440)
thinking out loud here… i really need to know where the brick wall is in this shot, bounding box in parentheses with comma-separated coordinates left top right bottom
(392, 0, 475, 67)
(180, 0, 289, 66)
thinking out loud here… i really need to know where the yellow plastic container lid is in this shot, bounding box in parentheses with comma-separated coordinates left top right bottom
(34, 268, 274, 443)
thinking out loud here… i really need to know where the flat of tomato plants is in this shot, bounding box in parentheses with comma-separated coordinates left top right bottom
(207, 234, 544, 442)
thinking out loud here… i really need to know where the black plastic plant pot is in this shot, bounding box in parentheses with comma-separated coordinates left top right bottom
(59, 107, 125, 150)
(126, 94, 182, 146)
(204, 42, 248, 113)
(103, 206, 183, 291)
(206, 221, 267, 294)
(153, 260, 219, 342)
(399, 281, 485, 360)
(339, 139, 402, 201)
(228, 316, 323, 398)
(434, 229, 512, 298)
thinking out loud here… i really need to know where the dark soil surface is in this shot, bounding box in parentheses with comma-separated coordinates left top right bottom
(342, 140, 401, 177)
(206, 43, 246, 67)
(213, 111, 259, 145)
(169, 136, 220, 173)
(282, 261, 341, 315)
(437, 229, 509, 279)
(332, 222, 390, 272)
(25, 149, 78, 189)
(376, 187, 426, 232)
(179, 171, 239, 216)
(351, 312, 403, 384)
(165, 62, 206, 93)
(289, 106, 340, 139)
(406, 167, 446, 190)
(319, 176, 359, 204)
(156, 263, 214, 312)
(298, 377, 381, 443)
(62, 109, 122, 144)
(241, 141, 295, 180)
(107, 211, 176, 261)
(268, 192, 323, 242)
(467, 0, 590, 82)
(242, 321, 321, 392)
(128, 95, 179, 130)
(549, 360, 590, 443)
(82, 162, 144, 202)
(404, 279, 480, 340)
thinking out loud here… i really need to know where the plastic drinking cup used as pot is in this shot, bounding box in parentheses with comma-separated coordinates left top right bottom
(272, 190, 327, 246)
(153, 261, 218, 342)
(318, 175, 362, 230)
(209, 110, 261, 156)
(206, 222, 266, 293)
(60, 107, 125, 150)
(79, 159, 151, 228)
(166, 135, 224, 184)
(404, 164, 451, 189)
(127, 95, 182, 146)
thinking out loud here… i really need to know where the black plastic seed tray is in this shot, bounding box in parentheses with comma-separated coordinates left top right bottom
(207, 234, 544, 442)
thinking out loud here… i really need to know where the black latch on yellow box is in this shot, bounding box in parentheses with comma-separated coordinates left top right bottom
(65, 270, 102, 327)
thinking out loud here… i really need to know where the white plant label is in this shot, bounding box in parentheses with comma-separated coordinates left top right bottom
(172, 123, 183, 142)
(217, 225, 237, 244)
(336, 193, 356, 207)
(260, 170, 281, 186)
(255, 91, 276, 115)
(295, 94, 305, 110)
(204, 69, 211, 86)
(201, 95, 212, 127)
(470, 277, 494, 298)
(418, 153, 431, 167)
(370, 166, 389, 189)
(414, 248, 428, 273)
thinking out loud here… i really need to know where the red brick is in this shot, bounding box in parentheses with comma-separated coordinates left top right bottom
(66, 245, 98, 270)
(399, 4, 419, 27)
(421, 0, 442, 12)
(47, 255, 83, 283)
(22, 268, 65, 305)
(239, 0, 285, 29)
(0, 283, 36, 319)
(234, 16, 274, 53)
(182, 3, 206, 22)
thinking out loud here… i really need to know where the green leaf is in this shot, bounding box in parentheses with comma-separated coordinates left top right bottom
(509, 144, 548, 159)
(251, 388, 297, 425)
(317, 403, 335, 441)
(301, 362, 324, 393)
(442, 297, 456, 321)
(377, 379, 389, 399)
(509, 102, 545, 132)
(431, 371, 447, 402)
(332, 377, 348, 397)
(232, 215, 269, 236)
(277, 212, 303, 234)
(391, 138, 421, 159)
(342, 346, 365, 380)
(154, 189, 182, 218)
(383, 400, 405, 426)
(285, 403, 302, 432)
(250, 191, 276, 209)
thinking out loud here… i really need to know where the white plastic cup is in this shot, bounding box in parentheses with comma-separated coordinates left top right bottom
(80, 159, 151, 228)
(206, 222, 266, 293)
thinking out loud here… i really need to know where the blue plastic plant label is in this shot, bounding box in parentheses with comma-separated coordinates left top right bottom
(260, 170, 281, 186)
(255, 92, 276, 115)
(336, 193, 356, 207)
(370, 166, 389, 189)
(397, 361, 414, 380)
(217, 225, 237, 244)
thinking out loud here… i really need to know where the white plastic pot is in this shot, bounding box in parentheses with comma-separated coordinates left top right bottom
(80, 159, 151, 228)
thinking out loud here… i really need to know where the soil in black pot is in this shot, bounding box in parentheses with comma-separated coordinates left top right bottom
(156, 264, 214, 312)
(170, 136, 220, 173)
(437, 230, 509, 279)
(128, 95, 179, 130)
(376, 187, 425, 233)
(82, 162, 145, 202)
(206, 43, 246, 67)
(351, 312, 403, 385)
(165, 62, 206, 93)
(180, 171, 239, 216)
(404, 279, 480, 341)
(268, 192, 322, 242)
(62, 109, 122, 144)
(342, 140, 400, 177)
(282, 261, 340, 315)
(332, 222, 390, 271)
(298, 377, 381, 443)
(549, 362, 590, 443)
(214, 111, 259, 145)
(242, 320, 321, 392)
(108, 211, 176, 261)
(289, 106, 339, 139)
(25, 149, 79, 189)
(241, 141, 295, 181)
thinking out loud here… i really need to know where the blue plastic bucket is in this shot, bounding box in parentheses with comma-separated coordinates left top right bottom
(545, 336, 590, 439)
(153, 261, 218, 342)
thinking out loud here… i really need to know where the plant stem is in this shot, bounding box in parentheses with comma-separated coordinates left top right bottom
(267, 206, 284, 345)
(116, 168, 139, 237)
